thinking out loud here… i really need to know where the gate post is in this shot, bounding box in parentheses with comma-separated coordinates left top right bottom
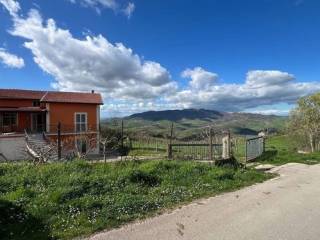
(222, 131, 231, 160)
(209, 128, 213, 161)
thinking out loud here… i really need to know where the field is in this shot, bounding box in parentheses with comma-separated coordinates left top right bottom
(258, 135, 320, 165)
(0, 160, 272, 239)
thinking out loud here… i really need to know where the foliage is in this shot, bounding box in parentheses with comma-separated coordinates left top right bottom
(0, 160, 272, 239)
(288, 92, 320, 152)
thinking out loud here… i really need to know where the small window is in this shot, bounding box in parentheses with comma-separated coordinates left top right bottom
(3, 113, 17, 126)
(32, 100, 40, 107)
(75, 113, 87, 132)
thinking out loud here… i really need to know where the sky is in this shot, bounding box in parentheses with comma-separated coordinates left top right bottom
(0, 0, 320, 117)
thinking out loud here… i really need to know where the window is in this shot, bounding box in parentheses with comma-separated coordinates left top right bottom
(75, 113, 87, 132)
(32, 100, 40, 107)
(3, 113, 17, 126)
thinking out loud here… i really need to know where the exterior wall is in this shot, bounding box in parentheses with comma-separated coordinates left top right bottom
(18, 112, 31, 130)
(48, 102, 98, 132)
(0, 99, 34, 107)
(0, 99, 43, 131)
(48, 133, 99, 155)
(0, 135, 27, 161)
(47, 102, 100, 155)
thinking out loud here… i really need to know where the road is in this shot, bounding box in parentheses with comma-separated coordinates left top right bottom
(88, 163, 320, 240)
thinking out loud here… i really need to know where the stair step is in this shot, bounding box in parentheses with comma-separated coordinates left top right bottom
(26, 134, 61, 162)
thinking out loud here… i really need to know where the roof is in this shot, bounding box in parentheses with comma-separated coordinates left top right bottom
(0, 107, 46, 112)
(41, 91, 103, 104)
(0, 89, 45, 100)
(0, 89, 103, 105)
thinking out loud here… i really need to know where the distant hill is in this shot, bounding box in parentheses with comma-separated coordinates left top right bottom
(127, 109, 224, 121)
(103, 109, 287, 139)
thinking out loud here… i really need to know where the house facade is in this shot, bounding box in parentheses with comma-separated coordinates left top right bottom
(0, 89, 103, 161)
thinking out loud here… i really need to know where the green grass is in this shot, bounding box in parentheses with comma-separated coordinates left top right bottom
(0, 160, 272, 239)
(256, 135, 320, 165)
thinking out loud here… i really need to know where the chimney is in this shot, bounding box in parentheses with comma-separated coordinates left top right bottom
(91, 90, 95, 94)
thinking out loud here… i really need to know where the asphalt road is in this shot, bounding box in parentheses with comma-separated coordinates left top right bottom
(88, 163, 320, 240)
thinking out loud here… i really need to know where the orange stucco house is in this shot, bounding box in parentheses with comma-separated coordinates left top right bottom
(0, 89, 103, 160)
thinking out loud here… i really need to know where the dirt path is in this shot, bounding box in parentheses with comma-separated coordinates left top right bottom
(88, 163, 320, 240)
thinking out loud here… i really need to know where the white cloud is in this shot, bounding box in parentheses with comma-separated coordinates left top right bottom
(0, 0, 20, 16)
(245, 109, 289, 116)
(123, 2, 135, 19)
(1, 1, 320, 116)
(8, 8, 176, 101)
(168, 69, 320, 112)
(181, 67, 218, 90)
(246, 70, 294, 88)
(0, 48, 25, 68)
(69, 0, 135, 17)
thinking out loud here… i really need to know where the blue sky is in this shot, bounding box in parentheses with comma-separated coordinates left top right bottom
(0, 0, 320, 117)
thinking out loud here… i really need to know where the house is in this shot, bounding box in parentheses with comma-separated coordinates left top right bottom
(0, 89, 103, 161)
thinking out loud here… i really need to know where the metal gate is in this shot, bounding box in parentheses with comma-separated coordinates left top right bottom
(245, 136, 265, 161)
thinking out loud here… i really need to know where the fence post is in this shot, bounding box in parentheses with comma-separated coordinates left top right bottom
(245, 138, 248, 164)
(57, 122, 61, 160)
(222, 131, 231, 160)
(169, 122, 173, 145)
(167, 122, 174, 159)
(167, 143, 172, 159)
(121, 120, 124, 150)
(103, 142, 106, 163)
(209, 128, 213, 161)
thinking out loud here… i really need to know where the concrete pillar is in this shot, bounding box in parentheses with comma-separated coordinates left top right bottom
(222, 131, 231, 160)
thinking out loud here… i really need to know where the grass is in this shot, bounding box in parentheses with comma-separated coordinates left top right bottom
(0, 160, 272, 239)
(256, 135, 320, 165)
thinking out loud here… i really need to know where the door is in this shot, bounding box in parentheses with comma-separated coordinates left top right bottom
(31, 113, 45, 132)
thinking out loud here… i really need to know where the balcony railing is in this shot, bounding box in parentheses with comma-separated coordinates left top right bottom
(1, 124, 100, 135)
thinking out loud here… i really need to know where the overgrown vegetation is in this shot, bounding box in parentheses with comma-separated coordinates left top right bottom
(0, 160, 272, 239)
(257, 135, 320, 165)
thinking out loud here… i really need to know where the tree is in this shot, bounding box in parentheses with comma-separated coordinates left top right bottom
(289, 93, 320, 152)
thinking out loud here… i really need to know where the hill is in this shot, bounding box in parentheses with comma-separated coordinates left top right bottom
(103, 109, 287, 139)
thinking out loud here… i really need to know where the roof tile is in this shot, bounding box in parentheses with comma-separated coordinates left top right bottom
(0, 89, 103, 104)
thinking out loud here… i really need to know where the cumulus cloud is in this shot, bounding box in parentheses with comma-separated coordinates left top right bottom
(0, 48, 25, 68)
(246, 70, 295, 88)
(182, 67, 219, 90)
(6, 7, 176, 101)
(1, 0, 320, 116)
(69, 0, 135, 17)
(0, 0, 20, 16)
(168, 69, 320, 112)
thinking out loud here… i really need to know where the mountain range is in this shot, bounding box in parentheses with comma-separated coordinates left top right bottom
(103, 109, 287, 139)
